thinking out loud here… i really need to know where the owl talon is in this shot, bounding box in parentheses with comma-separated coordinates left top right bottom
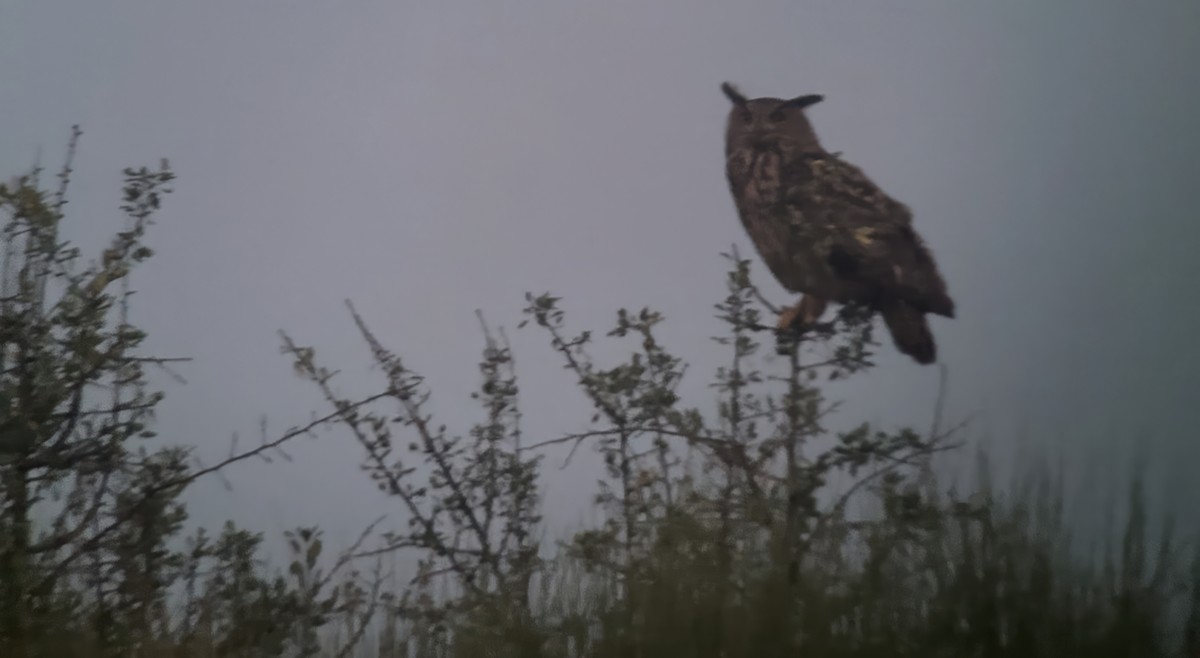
(777, 303, 804, 332)
(777, 295, 828, 332)
(774, 306, 803, 356)
(774, 296, 828, 354)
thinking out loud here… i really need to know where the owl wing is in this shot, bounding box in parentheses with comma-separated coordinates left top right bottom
(783, 153, 955, 316)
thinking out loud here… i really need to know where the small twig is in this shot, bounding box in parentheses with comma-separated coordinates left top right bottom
(333, 560, 386, 658)
(559, 435, 588, 470)
(318, 516, 387, 592)
(38, 391, 394, 589)
(928, 364, 949, 445)
(728, 244, 782, 315)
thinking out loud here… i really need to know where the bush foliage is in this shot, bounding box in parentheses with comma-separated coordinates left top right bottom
(0, 133, 1195, 657)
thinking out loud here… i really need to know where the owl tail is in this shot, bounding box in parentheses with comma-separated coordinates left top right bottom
(879, 300, 937, 365)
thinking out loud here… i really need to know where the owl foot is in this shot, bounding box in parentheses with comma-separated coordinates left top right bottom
(777, 304, 803, 333)
(774, 295, 828, 355)
(777, 295, 828, 331)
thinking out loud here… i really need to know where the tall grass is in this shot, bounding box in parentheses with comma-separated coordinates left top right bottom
(331, 450, 1193, 658)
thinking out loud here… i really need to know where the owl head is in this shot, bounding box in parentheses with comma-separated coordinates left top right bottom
(721, 82, 825, 152)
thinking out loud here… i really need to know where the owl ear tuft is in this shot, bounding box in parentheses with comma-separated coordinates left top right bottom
(721, 82, 748, 106)
(782, 94, 824, 110)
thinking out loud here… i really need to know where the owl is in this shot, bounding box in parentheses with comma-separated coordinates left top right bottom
(720, 82, 955, 365)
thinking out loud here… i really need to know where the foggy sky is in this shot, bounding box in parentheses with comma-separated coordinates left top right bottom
(2, 0, 1197, 554)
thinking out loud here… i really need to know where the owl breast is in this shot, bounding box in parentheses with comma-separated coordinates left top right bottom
(725, 145, 841, 295)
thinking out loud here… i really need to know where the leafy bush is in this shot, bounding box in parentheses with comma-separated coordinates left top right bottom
(1, 132, 1194, 657)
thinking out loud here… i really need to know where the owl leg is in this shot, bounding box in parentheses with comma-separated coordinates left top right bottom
(777, 294, 828, 331)
(777, 303, 803, 332)
(775, 294, 828, 355)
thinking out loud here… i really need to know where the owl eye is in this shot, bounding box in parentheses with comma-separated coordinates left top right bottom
(740, 108, 753, 124)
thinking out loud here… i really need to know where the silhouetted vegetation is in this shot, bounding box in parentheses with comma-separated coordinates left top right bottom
(1, 133, 1195, 657)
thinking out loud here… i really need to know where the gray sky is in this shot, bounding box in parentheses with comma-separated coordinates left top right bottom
(3, 0, 1198, 553)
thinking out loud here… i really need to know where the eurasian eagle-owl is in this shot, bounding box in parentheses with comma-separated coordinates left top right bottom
(720, 82, 955, 364)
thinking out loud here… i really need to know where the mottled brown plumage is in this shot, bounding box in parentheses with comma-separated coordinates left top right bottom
(721, 82, 955, 364)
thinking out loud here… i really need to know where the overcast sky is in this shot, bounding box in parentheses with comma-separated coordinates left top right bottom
(2, 0, 1197, 555)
